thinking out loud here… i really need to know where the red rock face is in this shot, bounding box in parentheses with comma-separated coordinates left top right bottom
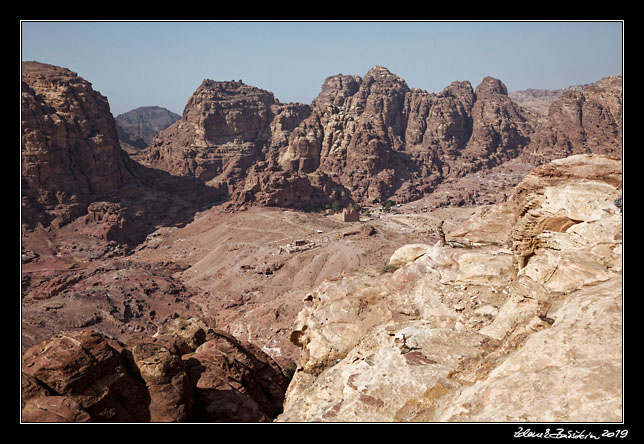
(522, 76, 622, 164)
(185, 330, 289, 422)
(21, 331, 152, 422)
(21, 62, 134, 228)
(133, 66, 622, 211)
(21, 320, 289, 423)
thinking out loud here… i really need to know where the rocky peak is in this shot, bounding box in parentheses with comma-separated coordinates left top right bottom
(137, 76, 312, 193)
(115, 106, 180, 149)
(440, 80, 475, 107)
(313, 74, 361, 109)
(362, 65, 409, 89)
(186, 79, 277, 111)
(522, 76, 622, 163)
(475, 76, 509, 97)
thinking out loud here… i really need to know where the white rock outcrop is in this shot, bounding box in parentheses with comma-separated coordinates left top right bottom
(278, 155, 622, 422)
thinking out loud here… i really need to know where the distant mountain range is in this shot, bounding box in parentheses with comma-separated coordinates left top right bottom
(508, 83, 594, 117)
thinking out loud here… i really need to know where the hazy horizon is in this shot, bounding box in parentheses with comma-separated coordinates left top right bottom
(20, 20, 623, 116)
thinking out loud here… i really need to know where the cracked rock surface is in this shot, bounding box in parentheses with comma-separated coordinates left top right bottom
(278, 154, 622, 422)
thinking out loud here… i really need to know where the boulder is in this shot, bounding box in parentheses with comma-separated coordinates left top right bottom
(21, 318, 291, 422)
(21, 331, 151, 422)
(185, 330, 289, 422)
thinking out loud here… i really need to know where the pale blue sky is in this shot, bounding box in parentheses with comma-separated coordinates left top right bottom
(20, 21, 623, 117)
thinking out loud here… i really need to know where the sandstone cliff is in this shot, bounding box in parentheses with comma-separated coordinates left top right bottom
(522, 76, 622, 164)
(140, 67, 621, 211)
(278, 154, 622, 422)
(21, 61, 221, 246)
(21, 62, 135, 228)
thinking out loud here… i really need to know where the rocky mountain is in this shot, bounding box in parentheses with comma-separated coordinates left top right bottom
(21, 62, 135, 229)
(138, 66, 541, 208)
(132, 79, 331, 207)
(521, 76, 622, 164)
(21, 61, 623, 423)
(508, 83, 591, 117)
(278, 154, 622, 422)
(115, 106, 181, 150)
(138, 66, 622, 211)
(21, 61, 221, 245)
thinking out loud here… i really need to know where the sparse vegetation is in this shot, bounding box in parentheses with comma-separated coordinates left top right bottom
(382, 199, 395, 212)
(378, 263, 400, 274)
(284, 361, 297, 381)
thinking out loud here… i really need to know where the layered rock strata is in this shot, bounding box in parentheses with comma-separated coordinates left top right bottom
(21, 62, 135, 228)
(21, 61, 221, 246)
(278, 154, 622, 422)
(522, 76, 622, 164)
(140, 66, 539, 208)
(21, 317, 289, 422)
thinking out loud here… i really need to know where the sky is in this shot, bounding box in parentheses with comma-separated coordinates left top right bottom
(20, 21, 623, 117)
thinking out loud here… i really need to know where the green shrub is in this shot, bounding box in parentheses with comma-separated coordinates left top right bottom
(378, 263, 400, 274)
(382, 199, 395, 212)
(284, 361, 297, 381)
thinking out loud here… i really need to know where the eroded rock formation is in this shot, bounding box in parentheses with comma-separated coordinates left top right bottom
(278, 154, 622, 422)
(138, 66, 541, 209)
(21, 317, 289, 422)
(21, 62, 135, 228)
(522, 76, 622, 164)
(21, 61, 221, 246)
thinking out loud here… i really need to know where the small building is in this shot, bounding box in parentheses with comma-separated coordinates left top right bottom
(341, 207, 360, 222)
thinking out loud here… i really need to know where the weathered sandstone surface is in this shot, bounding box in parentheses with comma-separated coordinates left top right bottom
(522, 76, 622, 164)
(138, 66, 621, 211)
(278, 154, 622, 422)
(21, 61, 220, 245)
(21, 317, 289, 422)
